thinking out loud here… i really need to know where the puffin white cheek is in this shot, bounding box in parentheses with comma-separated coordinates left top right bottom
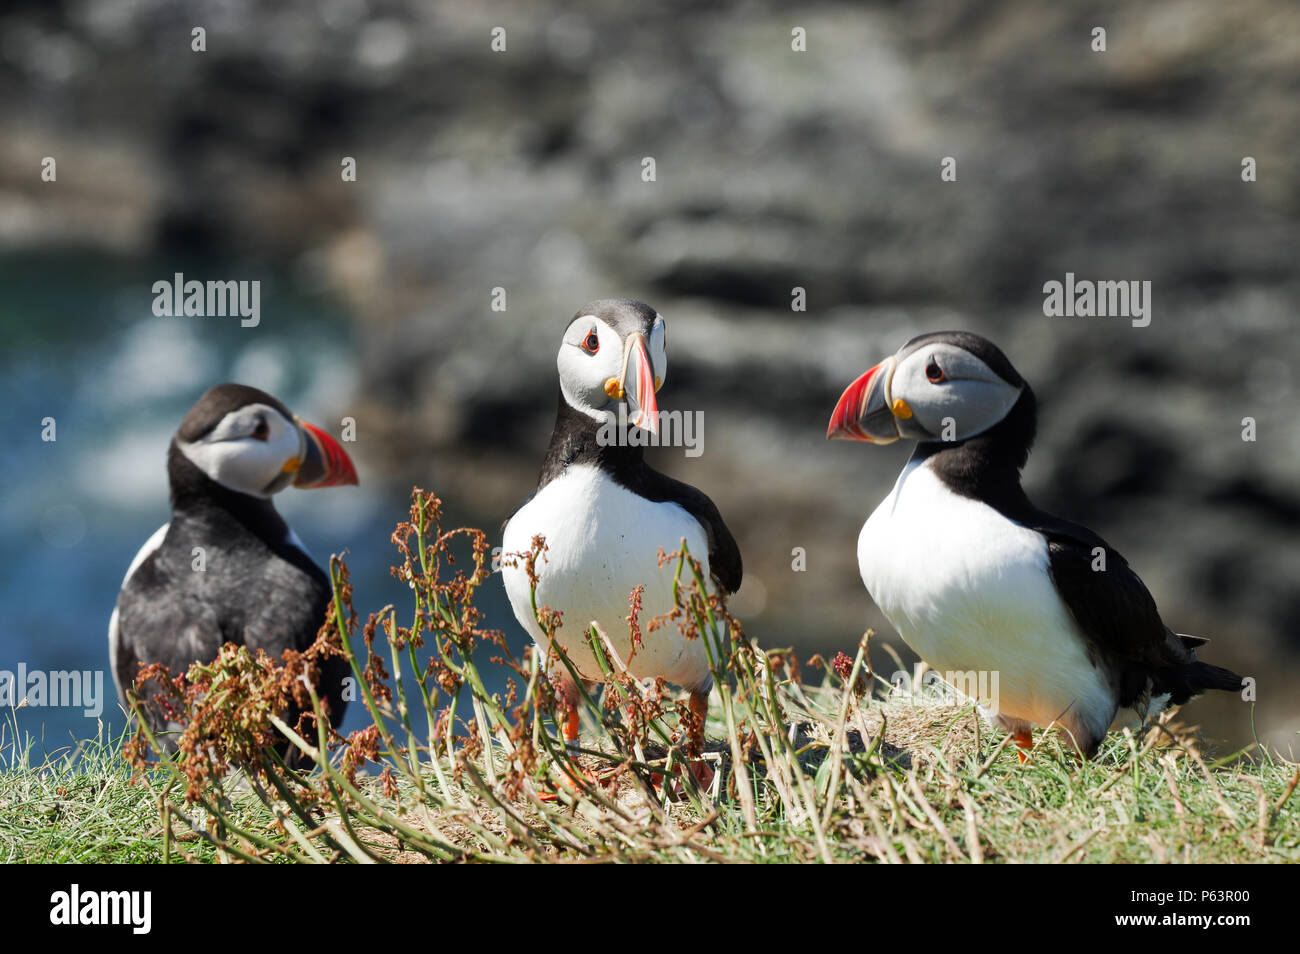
(558, 346, 620, 417)
(180, 430, 300, 498)
(919, 382, 1020, 440)
(228, 449, 281, 496)
(914, 396, 964, 441)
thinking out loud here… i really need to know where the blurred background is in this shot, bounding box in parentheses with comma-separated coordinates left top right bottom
(1, 0, 1296, 756)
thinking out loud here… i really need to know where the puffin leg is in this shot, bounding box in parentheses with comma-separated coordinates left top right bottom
(648, 690, 715, 797)
(557, 676, 582, 755)
(686, 690, 714, 790)
(687, 690, 708, 756)
(538, 680, 603, 802)
(563, 704, 581, 754)
(1012, 728, 1034, 763)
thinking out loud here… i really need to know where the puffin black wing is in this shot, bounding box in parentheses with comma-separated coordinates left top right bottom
(1027, 512, 1242, 707)
(638, 471, 743, 595)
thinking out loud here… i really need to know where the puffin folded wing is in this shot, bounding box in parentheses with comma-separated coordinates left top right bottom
(1034, 516, 1242, 712)
(640, 471, 742, 595)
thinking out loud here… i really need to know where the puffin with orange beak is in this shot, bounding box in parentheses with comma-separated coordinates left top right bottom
(502, 299, 742, 773)
(110, 384, 358, 753)
(828, 331, 1243, 759)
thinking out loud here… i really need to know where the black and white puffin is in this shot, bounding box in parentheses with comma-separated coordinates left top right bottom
(110, 383, 358, 752)
(502, 299, 742, 760)
(827, 331, 1243, 759)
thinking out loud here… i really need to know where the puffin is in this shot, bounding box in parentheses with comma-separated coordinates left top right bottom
(110, 383, 358, 755)
(501, 299, 742, 766)
(827, 331, 1243, 759)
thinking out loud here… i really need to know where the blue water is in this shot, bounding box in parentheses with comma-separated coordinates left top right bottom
(0, 252, 521, 762)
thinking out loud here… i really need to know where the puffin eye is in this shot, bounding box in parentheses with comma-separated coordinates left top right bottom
(581, 328, 600, 355)
(925, 358, 946, 384)
(251, 418, 270, 441)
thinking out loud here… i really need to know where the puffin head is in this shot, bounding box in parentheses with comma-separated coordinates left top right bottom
(173, 383, 358, 499)
(557, 298, 667, 435)
(827, 331, 1028, 445)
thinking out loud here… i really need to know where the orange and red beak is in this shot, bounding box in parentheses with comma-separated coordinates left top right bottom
(293, 420, 358, 488)
(621, 332, 660, 435)
(827, 357, 902, 444)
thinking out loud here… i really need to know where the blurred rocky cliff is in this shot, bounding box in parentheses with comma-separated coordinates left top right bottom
(2, 0, 1296, 746)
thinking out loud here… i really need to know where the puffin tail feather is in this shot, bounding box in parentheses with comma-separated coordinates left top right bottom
(1153, 659, 1244, 709)
(1183, 660, 1245, 695)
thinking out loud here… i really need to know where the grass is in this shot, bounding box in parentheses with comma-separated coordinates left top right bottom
(2, 488, 1297, 864)
(4, 702, 1297, 863)
(0, 722, 216, 863)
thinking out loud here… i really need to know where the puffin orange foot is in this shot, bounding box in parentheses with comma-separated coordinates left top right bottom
(1013, 729, 1033, 763)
